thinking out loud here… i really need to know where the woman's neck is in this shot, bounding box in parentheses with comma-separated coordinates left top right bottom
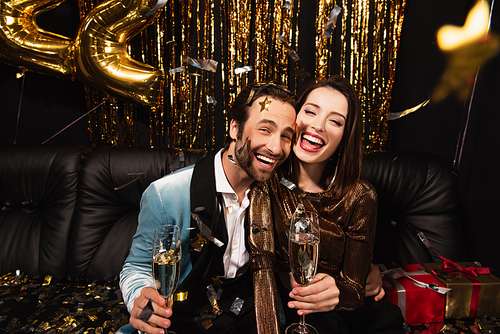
(292, 157, 329, 193)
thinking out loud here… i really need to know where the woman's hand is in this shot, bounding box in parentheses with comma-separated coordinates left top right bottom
(287, 273, 340, 315)
(129, 287, 173, 334)
(365, 263, 385, 301)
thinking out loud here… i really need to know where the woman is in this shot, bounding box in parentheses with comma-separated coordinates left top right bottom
(248, 75, 403, 334)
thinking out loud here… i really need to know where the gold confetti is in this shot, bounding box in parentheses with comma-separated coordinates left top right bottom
(211, 275, 223, 288)
(173, 291, 188, 301)
(191, 232, 208, 250)
(15, 68, 26, 79)
(388, 99, 430, 120)
(293, 68, 310, 80)
(88, 314, 98, 322)
(42, 275, 52, 286)
(201, 310, 213, 329)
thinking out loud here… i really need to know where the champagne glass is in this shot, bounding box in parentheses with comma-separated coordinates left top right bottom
(152, 224, 182, 334)
(286, 208, 320, 334)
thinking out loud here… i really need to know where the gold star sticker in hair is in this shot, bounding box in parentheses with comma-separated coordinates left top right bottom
(259, 97, 272, 112)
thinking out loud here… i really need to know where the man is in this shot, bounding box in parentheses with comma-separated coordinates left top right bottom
(119, 82, 298, 334)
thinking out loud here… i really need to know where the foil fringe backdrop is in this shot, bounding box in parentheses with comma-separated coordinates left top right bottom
(315, 0, 333, 80)
(77, 0, 405, 152)
(339, 0, 406, 152)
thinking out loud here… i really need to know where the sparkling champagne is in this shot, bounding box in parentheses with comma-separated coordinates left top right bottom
(289, 232, 320, 286)
(153, 250, 181, 298)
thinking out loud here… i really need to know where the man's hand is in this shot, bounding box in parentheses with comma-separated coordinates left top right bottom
(287, 273, 340, 316)
(129, 287, 173, 334)
(365, 263, 385, 301)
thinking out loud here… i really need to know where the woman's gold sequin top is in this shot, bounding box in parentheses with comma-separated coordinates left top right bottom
(269, 168, 378, 310)
(248, 166, 378, 329)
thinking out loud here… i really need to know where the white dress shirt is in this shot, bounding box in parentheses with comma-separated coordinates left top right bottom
(214, 150, 250, 279)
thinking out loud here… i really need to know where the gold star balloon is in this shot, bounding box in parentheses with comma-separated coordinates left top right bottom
(433, 1, 499, 102)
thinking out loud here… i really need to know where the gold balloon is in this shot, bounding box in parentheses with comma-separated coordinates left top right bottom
(73, 0, 165, 106)
(0, 0, 74, 78)
(433, 1, 500, 102)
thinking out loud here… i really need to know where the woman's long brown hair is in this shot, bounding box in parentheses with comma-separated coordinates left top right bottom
(294, 75, 363, 198)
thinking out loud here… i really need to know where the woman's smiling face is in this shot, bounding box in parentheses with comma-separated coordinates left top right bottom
(294, 86, 349, 165)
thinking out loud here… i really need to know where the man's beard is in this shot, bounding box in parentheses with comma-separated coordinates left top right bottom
(234, 137, 279, 182)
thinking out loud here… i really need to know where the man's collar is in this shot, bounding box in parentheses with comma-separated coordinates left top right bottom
(214, 149, 235, 195)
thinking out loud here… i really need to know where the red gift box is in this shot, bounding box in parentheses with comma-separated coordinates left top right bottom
(379, 264, 447, 326)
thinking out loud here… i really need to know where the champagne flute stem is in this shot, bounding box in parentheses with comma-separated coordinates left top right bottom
(163, 296, 175, 334)
(298, 314, 308, 333)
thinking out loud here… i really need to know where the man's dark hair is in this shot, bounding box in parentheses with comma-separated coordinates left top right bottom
(224, 82, 297, 150)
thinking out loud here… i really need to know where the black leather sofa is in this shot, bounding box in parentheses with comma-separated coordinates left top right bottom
(0, 145, 465, 333)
